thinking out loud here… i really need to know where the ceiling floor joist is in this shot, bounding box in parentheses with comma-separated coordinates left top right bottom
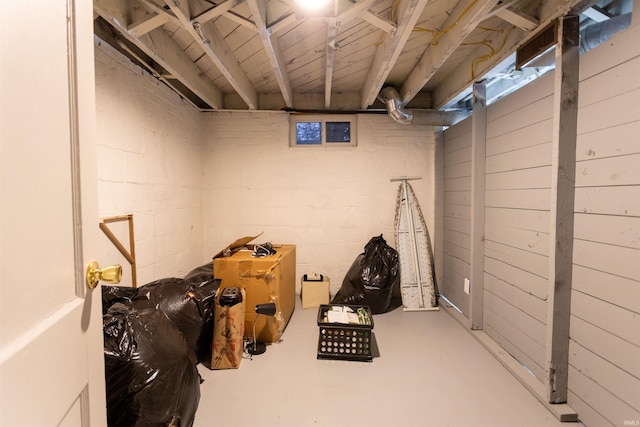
(361, 0, 430, 109)
(247, 0, 294, 107)
(95, 0, 223, 109)
(400, 0, 498, 105)
(165, 0, 258, 109)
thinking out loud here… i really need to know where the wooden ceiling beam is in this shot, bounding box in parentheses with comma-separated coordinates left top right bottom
(325, 11, 339, 109)
(336, 0, 396, 34)
(432, 0, 589, 108)
(360, 0, 429, 109)
(362, 11, 396, 34)
(399, 0, 497, 106)
(195, 1, 257, 31)
(337, 0, 378, 25)
(494, 6, 539, 31)
(127, 12, 169, 37)
(193, 0, 244, 24)
(95, 0, 223, 109)
(246, 0, 294, 107)
(165, 0, 258, 109)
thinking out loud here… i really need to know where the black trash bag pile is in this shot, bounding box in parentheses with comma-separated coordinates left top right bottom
(102, 275, 220, 363)
(103, 303, 201, 427)
(102, 284, 138, 309)
(331, 235, 400, 314)
(128, 277, 219, 363)
(183, 261, 215, 286)
(102, 264, 220, 427)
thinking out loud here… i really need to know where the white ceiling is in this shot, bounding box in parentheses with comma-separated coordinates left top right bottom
(93, 0, 614, 112)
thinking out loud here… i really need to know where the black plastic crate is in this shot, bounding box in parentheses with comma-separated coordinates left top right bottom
(316, 304, 374, 362)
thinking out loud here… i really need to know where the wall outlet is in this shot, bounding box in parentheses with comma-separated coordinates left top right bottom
(464, 278, 470, 294)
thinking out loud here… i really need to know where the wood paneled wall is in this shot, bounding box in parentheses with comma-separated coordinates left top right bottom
(440, 8, 639, 425)
(441, 118, 472, 315)
(567, 14, 640, 426)
(483, 71, 555, 382)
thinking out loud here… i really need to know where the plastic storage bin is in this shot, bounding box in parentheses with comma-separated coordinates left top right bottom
(316, 304, 374, 362)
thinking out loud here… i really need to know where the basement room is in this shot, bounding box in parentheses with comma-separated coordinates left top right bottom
(1, 0, 638, 426)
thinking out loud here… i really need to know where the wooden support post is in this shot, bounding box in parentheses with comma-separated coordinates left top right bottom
(545, 15, 580, 404)
(469, 81, 487, 330)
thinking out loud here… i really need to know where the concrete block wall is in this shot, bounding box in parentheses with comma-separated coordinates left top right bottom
(93, 38, 438, 294)
(201, 111, 437, 295)
(94, 39, 206, 286)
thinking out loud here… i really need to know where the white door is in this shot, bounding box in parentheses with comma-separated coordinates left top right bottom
(1, 0, 107, 426)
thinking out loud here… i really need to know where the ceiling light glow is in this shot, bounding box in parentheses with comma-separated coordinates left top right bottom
(295, 0, 332, 11)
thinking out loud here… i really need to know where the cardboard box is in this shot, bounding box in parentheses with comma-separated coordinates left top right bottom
(301, 274, 330, 309)
(214, 239, 295, 343)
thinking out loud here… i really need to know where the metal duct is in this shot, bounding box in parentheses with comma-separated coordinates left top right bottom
(379, 87, 413, 124)
(580, 13, 631, 53)
(378, 86, 467, 126)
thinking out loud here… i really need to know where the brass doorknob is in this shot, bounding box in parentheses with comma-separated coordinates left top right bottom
(86, 261, 122, 289)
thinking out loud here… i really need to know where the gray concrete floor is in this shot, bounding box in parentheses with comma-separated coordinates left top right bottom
(195, 299, 571, 427)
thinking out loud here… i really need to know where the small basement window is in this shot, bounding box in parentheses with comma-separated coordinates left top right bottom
(290, 115, 357, 147)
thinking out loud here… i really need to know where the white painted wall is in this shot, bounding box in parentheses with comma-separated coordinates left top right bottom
(94, 39, 206, 286)
(93, 38, 438, 295)
(201, 111, 437, 295)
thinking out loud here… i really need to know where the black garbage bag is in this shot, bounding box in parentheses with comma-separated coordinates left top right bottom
(132, 278, 219, 363)
(102, 277, 220, 364)
(183, 262, 214, 286)
(102, 285, 138, 314)
(103, 303, 201, 427)
(331, 235, 399, 314)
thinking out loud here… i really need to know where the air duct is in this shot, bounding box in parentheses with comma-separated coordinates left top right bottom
(378, 87, 467, 126)
(580, 13, 631, 53)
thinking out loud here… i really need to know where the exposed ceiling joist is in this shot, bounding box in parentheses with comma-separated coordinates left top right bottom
(93, 0, 608, 113)
(247, 0, 294, 107)
(400, 0, 498, 105)
(433, 0, 590, 108)
(495, 6, 540, 30)
(433, 25, 523, 108)
(361, 11, 396, 34)
(95, 0, 223, 109)
(337, 0, 379, 24)
(127, 12, 169, 37)
(325, 15, 339, 109)
(360, 0, 430, 109)
(193, 0, 244, 24)
(165, 0, 258, 109)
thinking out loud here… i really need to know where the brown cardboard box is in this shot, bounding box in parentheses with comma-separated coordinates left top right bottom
(214, 242, 295, 343)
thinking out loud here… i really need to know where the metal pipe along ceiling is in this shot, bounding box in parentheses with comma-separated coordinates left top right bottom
(378, 87, 467, 126)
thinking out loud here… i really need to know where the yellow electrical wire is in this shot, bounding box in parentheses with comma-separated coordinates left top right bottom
(470, 25, 516, 79)
(430, 0, 479, 46)
(413, 26, 438, 36)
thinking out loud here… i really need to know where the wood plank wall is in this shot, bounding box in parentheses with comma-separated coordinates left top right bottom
(440, 7, 639, 425)
(483, 70, 555, 383)
(567, 14, 640, 426)
(441, 118, 472, 316)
